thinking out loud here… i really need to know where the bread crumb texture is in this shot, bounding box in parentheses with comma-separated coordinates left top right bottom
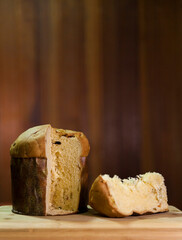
(49, 128, 82, 213)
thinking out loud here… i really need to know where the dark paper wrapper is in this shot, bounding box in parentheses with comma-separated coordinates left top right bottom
(11, 156, 88, 215)
(11, 158, 47, 215)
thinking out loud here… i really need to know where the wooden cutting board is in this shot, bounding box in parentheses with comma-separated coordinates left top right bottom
(0, 205, 182, 240)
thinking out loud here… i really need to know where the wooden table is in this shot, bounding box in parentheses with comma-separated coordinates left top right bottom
(0, 205, 182, 239)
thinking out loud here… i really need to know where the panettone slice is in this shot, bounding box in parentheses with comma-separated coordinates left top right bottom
(89, 172, 168, 217)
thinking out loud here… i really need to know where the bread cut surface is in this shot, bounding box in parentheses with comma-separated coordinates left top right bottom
(10, 124, 90, 216)
(89, 172, 168, 217)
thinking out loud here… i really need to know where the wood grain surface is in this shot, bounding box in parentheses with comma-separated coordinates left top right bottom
(0, 205, 182, 240)
(0, 0, 182, 211)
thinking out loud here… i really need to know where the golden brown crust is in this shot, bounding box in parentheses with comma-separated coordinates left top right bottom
(75, 132, 90, 157)
(89, 175, 125, 217)
(10, 125, 90, 158)
(10, 125, 50, 158)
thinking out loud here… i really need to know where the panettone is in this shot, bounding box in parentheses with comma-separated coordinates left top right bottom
(10, 124, 90, 216)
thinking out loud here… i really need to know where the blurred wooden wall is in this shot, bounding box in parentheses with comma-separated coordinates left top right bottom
(0, 0, 182, 209)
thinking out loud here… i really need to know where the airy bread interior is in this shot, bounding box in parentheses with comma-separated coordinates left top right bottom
(46, 127, 82, 215)
(102, 172, 168, 216)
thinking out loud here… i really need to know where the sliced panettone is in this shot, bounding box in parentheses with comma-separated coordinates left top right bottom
(10, 124, 90, 216)
(89, 172, 168, 217)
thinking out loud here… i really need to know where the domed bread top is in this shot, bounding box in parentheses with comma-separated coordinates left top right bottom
(10, 124, 90, 158)
(10, 124, 50, 158)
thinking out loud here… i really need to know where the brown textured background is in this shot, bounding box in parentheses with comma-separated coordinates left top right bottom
(0, 0, 182, 209)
